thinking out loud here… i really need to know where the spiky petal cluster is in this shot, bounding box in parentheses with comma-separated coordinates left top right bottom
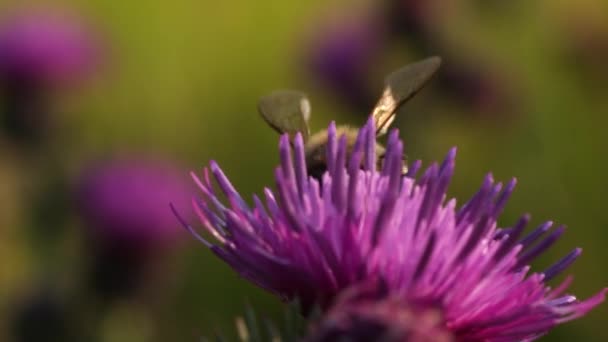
(183, 119, 606, 341)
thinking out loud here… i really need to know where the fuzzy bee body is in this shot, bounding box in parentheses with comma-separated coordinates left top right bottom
(304, 126, 389, 180)
(258, 56, 441, 181)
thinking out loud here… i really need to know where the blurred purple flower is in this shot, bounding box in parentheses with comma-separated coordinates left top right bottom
(0, 7, 102, 145)
(305, 17, 384, 110)
(77, 156, 191, 250)
(77, 156, 192, 298)
(0, 8, 100, 86)
(305, 3, 514, 117)
(181, 119, 606, 340)
(561, 20, 608, 82)
(438, 61, 512, 114)
(386, 0, 436, 44)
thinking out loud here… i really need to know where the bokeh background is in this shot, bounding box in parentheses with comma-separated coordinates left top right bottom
(0, 0, 607, 341)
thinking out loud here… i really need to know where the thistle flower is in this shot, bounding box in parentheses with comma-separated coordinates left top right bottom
(305, 16, 384, 111)
(305, 3, 514, 117)
(78, 156, 191, 250)
(181, 119, 606, 340)
(0, 7, 101, 144)
(77, 156, 191, 297)
(438, 61, 510, 114)
(0, 8, 100, 86)
(385, 0, 436, 44)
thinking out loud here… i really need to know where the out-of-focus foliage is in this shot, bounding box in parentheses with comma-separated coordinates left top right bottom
(0, 0, 606, 341)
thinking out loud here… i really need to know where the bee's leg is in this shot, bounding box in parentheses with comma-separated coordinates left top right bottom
(376, 152, 409, 176)
(401, 154, 408, 176)
(308, 163, 328, 182)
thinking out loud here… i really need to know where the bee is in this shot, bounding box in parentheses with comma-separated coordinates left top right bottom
(258, 56, 441, 180)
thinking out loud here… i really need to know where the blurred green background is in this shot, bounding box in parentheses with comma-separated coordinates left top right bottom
(0, 0, 607, 341)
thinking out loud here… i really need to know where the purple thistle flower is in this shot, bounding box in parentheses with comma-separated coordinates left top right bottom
(436, 59, 515, 115)
(0, 7, 101, 86)
(305, 17, 385, 111)
(0, 7, 102, 144)
(304, 4, 515, 118)
(181, 119, 606, 340)
(77, 156, 192, 298)
(386, 0, 436, 44)
(77, 156, 191, 249)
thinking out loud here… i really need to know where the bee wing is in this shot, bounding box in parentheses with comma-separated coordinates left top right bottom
(372, 56, 442, 136)
(258, 90, 311, 141)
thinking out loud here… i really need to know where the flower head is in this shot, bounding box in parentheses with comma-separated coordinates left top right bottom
(437, 61, 512, 114)
(0, 8, 101, 86)
(386, 0, 436, 40)
(183, 119, 606, 340)
(78, 156, 192, 298)
(305, 4, 514, 118)
(0, 7, 103, 145)
(77, 156, 191, 250)
(305, 17, 383, 110)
